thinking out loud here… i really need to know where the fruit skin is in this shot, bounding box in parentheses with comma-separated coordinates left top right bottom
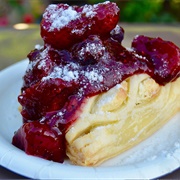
(12, 121, 65, 163)
(132, 35, 180, 84)
(40, 1, 120, 49)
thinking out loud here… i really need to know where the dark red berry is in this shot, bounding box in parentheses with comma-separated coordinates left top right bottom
(40, 2, 119, 49)
(12, 121, 65, 163)
(132, 35, 180, 84)
(71, 35, 106, 66)
(110, 25, 124, 43)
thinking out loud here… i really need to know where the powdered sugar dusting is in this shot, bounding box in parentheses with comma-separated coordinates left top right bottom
(85, 70, 103, 83)
(42, 62, 79, 82)
(71, 28, 85, 35)
(78, 41, 105, 61)
(26, 46, 50, 72)
(43, 4, 80, 32)
(37, 59, 46, 69)
(42, 62, 104, 85)
(82, 4, 97, 18)
(134, 53, 147, 60)
(37, 46, 51, 71)
(26, 60, 37, 72)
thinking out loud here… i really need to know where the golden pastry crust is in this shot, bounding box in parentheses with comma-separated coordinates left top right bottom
(66, 74, 180, 166)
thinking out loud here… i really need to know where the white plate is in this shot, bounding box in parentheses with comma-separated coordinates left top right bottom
(0, 60, 180, 179)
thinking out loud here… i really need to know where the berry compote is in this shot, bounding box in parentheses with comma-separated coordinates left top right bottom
(12, 1, 180, 163)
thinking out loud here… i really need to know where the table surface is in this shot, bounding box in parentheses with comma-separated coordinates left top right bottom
(0, 23, 180, 179)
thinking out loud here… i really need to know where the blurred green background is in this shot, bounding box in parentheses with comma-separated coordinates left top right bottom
(0, 0, 180, 26)
(90, 0, 180, 23)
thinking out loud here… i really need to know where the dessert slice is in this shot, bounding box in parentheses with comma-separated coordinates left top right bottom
(12, 1, 180, 166)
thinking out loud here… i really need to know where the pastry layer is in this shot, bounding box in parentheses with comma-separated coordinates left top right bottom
(66, 74, 180, 166)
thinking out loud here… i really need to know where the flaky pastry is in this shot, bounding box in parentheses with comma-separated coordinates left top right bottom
(66, 74, 180, 166)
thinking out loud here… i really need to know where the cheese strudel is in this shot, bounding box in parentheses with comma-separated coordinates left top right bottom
(12, 1, 180, 166)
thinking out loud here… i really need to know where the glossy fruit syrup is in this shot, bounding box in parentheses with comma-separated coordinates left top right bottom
(12, 1, 180, 163)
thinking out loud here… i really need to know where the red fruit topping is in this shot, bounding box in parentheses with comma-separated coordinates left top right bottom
(19, 77, 78, 122)
(19, 36, 151, 124)
(132, 35, 180, 84)
(40, 1, 119, 49)
(12, 121, 65, 163)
